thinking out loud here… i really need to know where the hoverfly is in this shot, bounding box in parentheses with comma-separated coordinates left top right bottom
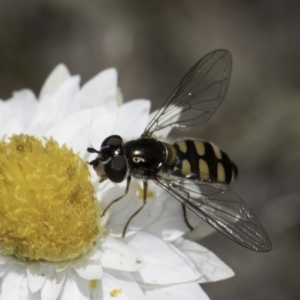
(88, 49, 272, 252)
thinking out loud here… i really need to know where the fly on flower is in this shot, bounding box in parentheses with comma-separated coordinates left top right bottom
(88, 50, 272, 252)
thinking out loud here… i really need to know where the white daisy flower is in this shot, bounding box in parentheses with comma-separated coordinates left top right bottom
(0, 64, 234, 300)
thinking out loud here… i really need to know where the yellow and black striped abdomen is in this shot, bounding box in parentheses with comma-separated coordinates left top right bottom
(170, 140, 237, 184)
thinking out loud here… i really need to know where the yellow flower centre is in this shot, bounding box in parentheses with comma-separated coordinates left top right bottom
(0, 134, 103, 262)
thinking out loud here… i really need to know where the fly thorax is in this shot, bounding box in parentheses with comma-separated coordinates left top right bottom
(124, 138, 167, 177)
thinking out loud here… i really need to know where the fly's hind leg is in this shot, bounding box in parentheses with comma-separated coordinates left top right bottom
(122, 180, 148, 237)
(102, 175, 131, 217)
(174, 184, 194, 231)
(182, 203, 194, 231)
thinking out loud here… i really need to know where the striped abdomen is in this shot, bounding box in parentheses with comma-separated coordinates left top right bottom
(166, 140, 237, 184)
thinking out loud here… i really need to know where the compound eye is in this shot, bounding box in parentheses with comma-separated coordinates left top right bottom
(104, 156, 127, 183)
(101, 135, 123, 147)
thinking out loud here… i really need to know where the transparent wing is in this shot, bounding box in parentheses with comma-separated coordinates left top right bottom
(153, 176, 272, 252)
(143, 50, 232, 137)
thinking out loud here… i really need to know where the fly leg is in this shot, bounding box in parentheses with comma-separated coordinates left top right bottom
(175, 185, 194, 230)
(171, 183, 194, 231)
(101, 175, 131, 217)
(122, 180, 148, 237)
(182, 204, 194, 231)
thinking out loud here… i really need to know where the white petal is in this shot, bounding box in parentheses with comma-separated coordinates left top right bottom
(26, 262, 49, 293)
(0, 254, 19, 265)
(78, 68, 117, 108)
(184, 221, 216, 241)
(72, 258, 103, 280)
(59, 269, 89, 300)
(113, 100, 150, 138)
(40, 267, 67, 300)
(0, 101, 13, 130)
(5, 89, 38, 129)
(88, 106, 119, 150)
(0, 264, 8, 277)
(0, 102, 23, 137)
(101, 181, 165, 236)
(3, 118, 23, 137)
(172, 237, 235, 283)
(45, 108, 92, 155)
(30, 76, 80, 131)
(39, 64, 71, 99)
(145, 196, 201, 242)
(147, 105, 182, 138)
(88, 279, 103, 300)
(100, 236, 144, 271)
(55, 261, 70, 272)
(143, 282, 210, 300)
(127, 232, 200, 284)
(1, 264, 28, 300)
(28, 290, 42, 300)
(97, 269, 147, 300)
(82, 247, 102, 261)
(116, 87, 123, 106)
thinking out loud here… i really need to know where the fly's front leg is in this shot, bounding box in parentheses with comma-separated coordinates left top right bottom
(122, 180, 148, 237)
(101, 175, 131, 217)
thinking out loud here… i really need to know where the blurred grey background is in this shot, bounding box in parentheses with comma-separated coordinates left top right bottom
(1, 1, 299, 299)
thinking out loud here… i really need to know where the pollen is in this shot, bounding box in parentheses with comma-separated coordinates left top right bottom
(137, 183, 154, 200)
(0, 134, 103, 262)
(89, 279, 98, 289)
(110, 288, 122, 297)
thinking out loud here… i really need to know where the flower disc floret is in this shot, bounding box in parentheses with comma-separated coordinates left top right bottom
(0, 134, 102, 262)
